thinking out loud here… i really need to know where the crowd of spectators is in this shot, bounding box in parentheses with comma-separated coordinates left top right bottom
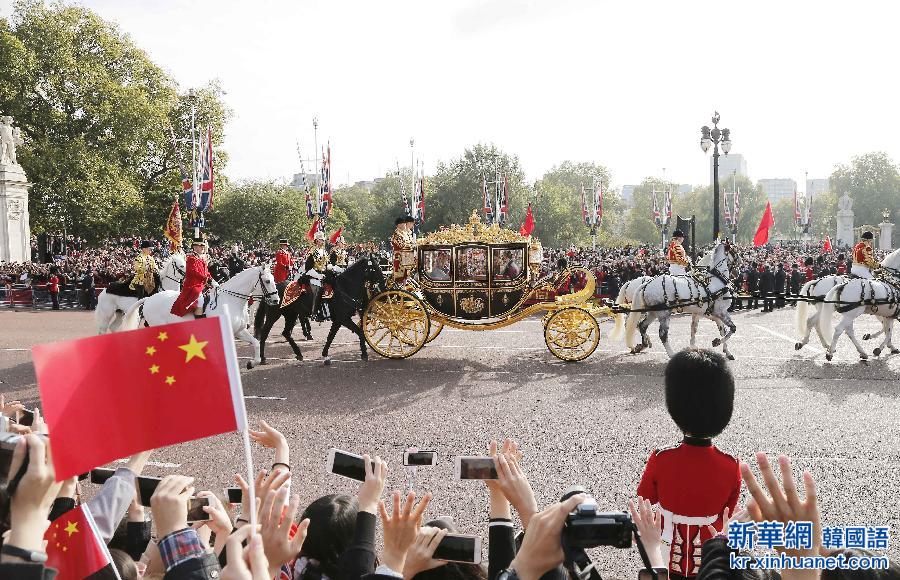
(1, 349, 895, 580)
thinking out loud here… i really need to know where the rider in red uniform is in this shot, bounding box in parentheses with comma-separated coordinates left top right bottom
(273, 238, 293, 284)
(171, 237, 213, 318)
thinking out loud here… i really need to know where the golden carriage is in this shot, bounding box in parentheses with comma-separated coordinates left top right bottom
(361, 212, 611, 361)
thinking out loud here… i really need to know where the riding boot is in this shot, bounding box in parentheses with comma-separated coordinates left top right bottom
(195, 313, 207, 319)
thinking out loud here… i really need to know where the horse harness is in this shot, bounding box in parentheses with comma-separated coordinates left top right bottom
(636, 253, 735, 315)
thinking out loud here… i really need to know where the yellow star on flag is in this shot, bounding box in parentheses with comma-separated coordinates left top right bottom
(146, 346, 156, 356)
(165, 375, 176, 386)
(157, 331, 169, 341)
(149, 365, 160, 374)
(64, 521, 78, 536)
(178, 334, 208, 363)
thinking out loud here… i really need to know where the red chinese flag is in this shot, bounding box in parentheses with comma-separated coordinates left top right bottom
(753, 201, 776, 247)
(306, 217, 320, 241)
(44, 505, 114, 579)
(33, 316, 246, 480)
(519, 203, 535, 236)
(823, 236, 832, 253)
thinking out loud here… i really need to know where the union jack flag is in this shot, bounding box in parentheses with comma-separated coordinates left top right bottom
(180, 165, 195, 211)
(652, 189, 661, 227)
(581, 183, 589, 226)
(483, 174, 492, 217)
(498, 176, 509, 225)
(198, 127, 214, 212)
(593, 182, 602, 225)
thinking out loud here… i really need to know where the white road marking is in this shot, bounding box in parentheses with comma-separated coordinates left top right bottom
(444, 329, 525, 333)
(116, 459, 181, 468)
(1, 348, 29, 351)
(752, 324, 823, 353)
(244, 395, 288, 400)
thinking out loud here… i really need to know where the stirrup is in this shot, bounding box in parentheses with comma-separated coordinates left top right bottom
(194, 313, 207, 319)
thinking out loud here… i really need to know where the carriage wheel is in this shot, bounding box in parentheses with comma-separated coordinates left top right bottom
(544, 307, 600, 362)
(426, 320, 444, 344)
(362, 290, 429, 359)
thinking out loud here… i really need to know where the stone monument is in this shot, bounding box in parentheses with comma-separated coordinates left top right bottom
(879, 208, 893, 251)
(0, 115, 31, 263)
(835, 192, 854, 248)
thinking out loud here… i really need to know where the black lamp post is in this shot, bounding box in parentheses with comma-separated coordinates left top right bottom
(700, 112, 732, 241)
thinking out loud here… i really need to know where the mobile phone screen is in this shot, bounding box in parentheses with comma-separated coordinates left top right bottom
(137, 476, 162, 507)
(404, 451, 437, 466)
(458, 457, 497, 480)
(225, 487, 242, 504)
(330, 450, 369, 482)
(90, 468, 116, 485)
(187, 497, 211, 522)
(433, 534, 479, 563)
(17, 409, 34, 427)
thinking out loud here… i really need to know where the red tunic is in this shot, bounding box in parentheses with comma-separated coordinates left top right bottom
(637, 440, 740, 577)
(170, 253, 211, 316)
(274, 249, 293, 283)
(49, 275, 59, 294)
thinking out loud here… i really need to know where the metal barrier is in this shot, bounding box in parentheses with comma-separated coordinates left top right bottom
(1, 284, 101, 309)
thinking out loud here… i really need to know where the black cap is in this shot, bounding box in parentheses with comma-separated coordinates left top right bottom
(837, 253, 845, 261)
(672, 229, 685, 238)
(862, 231, 874, 240)
(665, 349, 734, 438)
(191, 237, 206, 245)
(403, 215, 415, 224)
(395, 216, 407, 226)
(140, 240, 153, 249)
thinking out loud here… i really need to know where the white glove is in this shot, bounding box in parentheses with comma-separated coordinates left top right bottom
(331, 266, 345, 274)
(307, 269, 324, 280)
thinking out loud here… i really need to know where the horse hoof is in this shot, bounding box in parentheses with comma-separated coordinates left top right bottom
(303, 335, 313, 341)
(727, 354, 735, 361)
(246, 361, 254, 370)
(891, 349, 900, 355)
(295, 353, 303, 361)
(260, 358, 268, 365)
(712, 338, 721, 347)
(825, 353, 833, 361)
(361, 352, 369, 361)
(873, 348, 882, 357)
(863, 333, 871, 341)
(795, 342, 802, 351)
(323, 357, 331, 366)
(860, 354, 868, 361)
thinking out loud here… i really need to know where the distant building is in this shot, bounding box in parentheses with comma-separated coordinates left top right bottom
(620, 185, 637, 207)
(677, 184, 692, 195)
(758, 178, 797, 204)
(806, 178, 829, 197)
(712, 153, 748, 182)
(290, 173, 317, 189)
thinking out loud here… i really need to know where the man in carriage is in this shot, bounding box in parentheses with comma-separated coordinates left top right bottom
(170, 237, 216, 319)
(273, 238, 294, 284)
(851, 231, 878, 279)
(128, 240, 160, 298)
(667, 229, 692, 276)
(391, 215, 417, 285)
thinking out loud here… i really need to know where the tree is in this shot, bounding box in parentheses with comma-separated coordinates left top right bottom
(623, 177, 681, 245)
(532, 161, 623, 247)
(829, 152, 900, 229)
(0, 0, 230, 241)
(680, 175, 767, 245)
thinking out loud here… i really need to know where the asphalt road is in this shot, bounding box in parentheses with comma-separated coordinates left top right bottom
(2, 304, 898, 576)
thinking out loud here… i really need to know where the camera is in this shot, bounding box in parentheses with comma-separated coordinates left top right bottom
(561, 485, 633, 549)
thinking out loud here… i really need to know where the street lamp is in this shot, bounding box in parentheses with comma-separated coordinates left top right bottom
(700, 111, 732, 240)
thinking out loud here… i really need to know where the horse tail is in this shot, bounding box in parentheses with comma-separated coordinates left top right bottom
(624, 286, 645, 349)
(122, 298, 146, 331)
(609, 284, 630, 341)
(795, 281, 812, 337)
(819, 285, 840, 340)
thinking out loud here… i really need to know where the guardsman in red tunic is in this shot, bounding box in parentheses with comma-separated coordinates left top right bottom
(637, 350, 741, 579)
(851, 231, 878, 279)
(273, 238, 293, 284)
(667, 229, 691, 276)
(170, 237, 213, 318)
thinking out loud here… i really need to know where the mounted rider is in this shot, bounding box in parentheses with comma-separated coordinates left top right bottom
(303, 230, 333, 319)
(329, 229, 349, 271)
(391, 215, 417, 285)
(273, 238, 293, 284)
(667, 230, 692, 276)
(129, 240, 159, 298)
(170, 237, 217, 318)
(851, 231, 878, 279)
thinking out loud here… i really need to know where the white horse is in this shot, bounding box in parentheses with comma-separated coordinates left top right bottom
(609, 276, 653, 342)
(121, 265, 280, 369)
(820, 248, 900, 361)
(625, 241, 740, 359)
(95, 253, 187, 334)
(793, 275, 846, 351)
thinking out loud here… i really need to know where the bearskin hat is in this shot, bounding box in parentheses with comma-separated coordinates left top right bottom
(862, 231, 874, 240)
(665, 348, 734, 438)
(672, 229, 685, 238)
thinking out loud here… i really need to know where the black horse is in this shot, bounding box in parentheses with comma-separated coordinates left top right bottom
(254, 254, 386, 365)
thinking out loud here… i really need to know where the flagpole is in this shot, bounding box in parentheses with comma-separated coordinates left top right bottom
(190, 100, 199, 239)
(410, 138, 416, 241)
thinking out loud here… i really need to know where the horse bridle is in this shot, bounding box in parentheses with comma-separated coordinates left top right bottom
(163, 260, 186, 289)
(217, 270, 279, 303)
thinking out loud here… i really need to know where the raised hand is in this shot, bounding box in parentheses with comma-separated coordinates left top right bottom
(494, 446, 538, 528)
(509, 494, 586, 580)
(628, 497, 665, 568)
(150, 475, 195, 537)
(403, 526, 449, 579)
(259, 485, 310, 579)
(358, 454, 388, 514)
(248, 420, 287, 451)
(5, 435, 63, 555)
(195, 490, 234, 542)
(0, 394, 25, 417)
(379, 491, 433, 573)
(221, 526, 271, 580)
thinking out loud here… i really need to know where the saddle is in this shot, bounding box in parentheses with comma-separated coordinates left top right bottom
(281, 280, 308, 308)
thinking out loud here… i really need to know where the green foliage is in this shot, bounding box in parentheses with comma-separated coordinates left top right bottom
(679, 175, 766, 245)
(0, 0, 230, 241)
(623, 177, 679, 244)
(829, 152, 900, 228)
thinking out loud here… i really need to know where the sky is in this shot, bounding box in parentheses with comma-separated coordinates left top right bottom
(3, 0, 900, 192)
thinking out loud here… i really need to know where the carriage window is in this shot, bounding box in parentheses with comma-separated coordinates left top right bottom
(422, 249, 452, 281)
(493, 248, 524, 281)
(456, 247, 487, 281)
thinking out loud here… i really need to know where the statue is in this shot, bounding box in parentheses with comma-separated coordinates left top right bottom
(0, 115, 24, 166)
(837, 192, 853, 212)
(883, 208, 891, 222)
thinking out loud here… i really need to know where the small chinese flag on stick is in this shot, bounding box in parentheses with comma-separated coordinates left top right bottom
(33, 315, 246, 480)
(44, 505, 116, 579)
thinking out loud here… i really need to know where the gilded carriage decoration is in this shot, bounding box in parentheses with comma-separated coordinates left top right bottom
(362, 211, 611, 361)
